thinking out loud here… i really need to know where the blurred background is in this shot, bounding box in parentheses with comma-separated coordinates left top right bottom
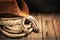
(24, 0, 60, 13)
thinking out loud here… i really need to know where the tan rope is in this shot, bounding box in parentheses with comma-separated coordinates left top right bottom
(0, 16, 39, 37)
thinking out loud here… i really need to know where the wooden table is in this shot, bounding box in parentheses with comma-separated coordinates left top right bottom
(0, 13, 60, 40)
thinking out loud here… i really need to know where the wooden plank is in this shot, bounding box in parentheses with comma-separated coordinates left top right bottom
(6, 38, 19, 40)
(42, 14, 56, 40)
(18, 34, 31, 40)
(52, 14, 60, 40)
(30, 13, 42, 40)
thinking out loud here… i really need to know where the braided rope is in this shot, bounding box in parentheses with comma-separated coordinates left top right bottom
(0, 18, 33, 37)
(0, 16, 39, 37)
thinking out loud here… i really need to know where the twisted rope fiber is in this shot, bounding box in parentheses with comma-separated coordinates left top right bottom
(0, 18, 33, 37)
(0, 17, 39, 37)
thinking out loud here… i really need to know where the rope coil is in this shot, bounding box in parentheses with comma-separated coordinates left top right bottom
(0, 16, 39, 37)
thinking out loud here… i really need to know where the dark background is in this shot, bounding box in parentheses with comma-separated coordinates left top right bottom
(24, 0, 60, 13)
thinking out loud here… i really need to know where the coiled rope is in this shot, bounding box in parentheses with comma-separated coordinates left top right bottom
(0, 16, 39, 37)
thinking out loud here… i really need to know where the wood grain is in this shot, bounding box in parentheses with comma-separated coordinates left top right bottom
(42, 14, 56, 40)
(52, 14, 60, 40)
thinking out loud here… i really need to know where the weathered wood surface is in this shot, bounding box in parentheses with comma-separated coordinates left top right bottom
(52, 13, 60, 40)
(42, 13, 56, 40)
(0, 13, 60, 40)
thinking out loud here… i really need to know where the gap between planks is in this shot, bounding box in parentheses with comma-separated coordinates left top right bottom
(42, 13, 56, 40)
(52, 13, 60, 40)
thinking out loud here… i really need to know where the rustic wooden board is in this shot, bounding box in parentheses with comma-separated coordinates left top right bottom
(52, 14, 60, 40)
(30, 13, 42, 40)
(18, 34, 31, 40)
(42, 14, 56, 40)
